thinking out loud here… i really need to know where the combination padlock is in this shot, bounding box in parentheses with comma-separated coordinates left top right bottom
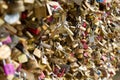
(3, 57, 15, 76)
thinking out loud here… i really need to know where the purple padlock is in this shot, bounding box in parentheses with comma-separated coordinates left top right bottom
(2, 35, 12, 44)
(3, 58, 15, 75)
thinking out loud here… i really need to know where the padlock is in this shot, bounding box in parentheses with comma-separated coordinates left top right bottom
(9, 35, 19, 49)
(34, 3, 47, 19)
(33, 47, 42, 58)
(83, 43, 88, 49)
(2, 35, 12, 44)
(26, 27, 40, 35)
(11, 48, 22, 61)
(7, 0, 25, 13)
(0, 45, 11, 60)
(4, 13, 20, 24)
(18, 54, 28, 63)
(3, 58, 15, 76)
(53, 65, 65, 77)
(42, 55, 48, 65)
(38, 72, 45, 80)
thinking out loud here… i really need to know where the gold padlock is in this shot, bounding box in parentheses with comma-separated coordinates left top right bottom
(11, 48, 22, 61)
(7, 0, 25, 13)
(18, 54, 28, 63)
(33, 48, 42, 58)
(34, 2, 47, 19)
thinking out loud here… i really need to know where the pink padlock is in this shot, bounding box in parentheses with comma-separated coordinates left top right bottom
(38, 72, 45, 80)
(3, 58, 15, 75)
(2, 35, 12, 44)
(83, 43, 88, 49)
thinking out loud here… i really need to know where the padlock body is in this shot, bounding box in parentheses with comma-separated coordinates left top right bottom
(3, 63, 15, 75)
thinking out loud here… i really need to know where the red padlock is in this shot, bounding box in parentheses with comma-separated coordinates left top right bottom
(57, 68, 65, 77)
(27, 27, 40, 35)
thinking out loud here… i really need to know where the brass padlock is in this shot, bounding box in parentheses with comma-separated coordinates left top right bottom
(34, 3, 47, 19)
(7, 0, 25, 13)
(11, 48, 22, 61)
(18, 54, 28, 63)
(33, 48, 42, 58)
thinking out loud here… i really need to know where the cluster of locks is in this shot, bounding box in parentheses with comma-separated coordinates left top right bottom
(0, 0, 120, 80)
